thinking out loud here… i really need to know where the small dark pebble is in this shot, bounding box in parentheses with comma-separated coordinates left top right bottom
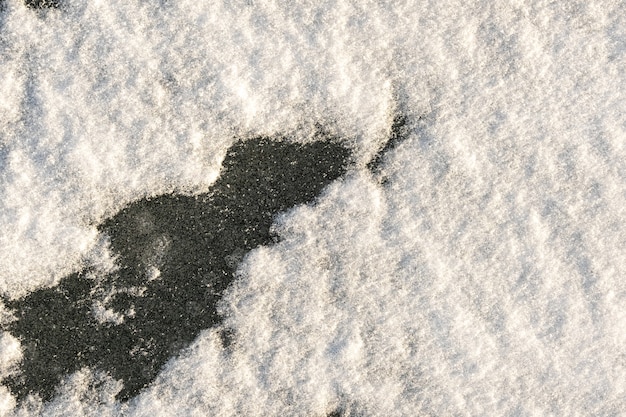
(24, 0, 60, 9)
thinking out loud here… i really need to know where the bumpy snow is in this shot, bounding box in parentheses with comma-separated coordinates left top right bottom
(1, 0, 626, 415)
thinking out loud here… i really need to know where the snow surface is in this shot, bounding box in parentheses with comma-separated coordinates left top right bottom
(1, 0, 626, 415)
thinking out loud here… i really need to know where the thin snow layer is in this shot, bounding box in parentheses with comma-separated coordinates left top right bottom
(1, 0, 626, 415)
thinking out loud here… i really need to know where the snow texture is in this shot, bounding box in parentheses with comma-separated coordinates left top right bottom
(1, 0, 626, 415)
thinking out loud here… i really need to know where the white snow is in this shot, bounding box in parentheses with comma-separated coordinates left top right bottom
(1, 0, 626, 415)
(0, 332, 21, 377)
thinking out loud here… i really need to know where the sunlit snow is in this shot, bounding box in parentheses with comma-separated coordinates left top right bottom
(1, 0, 626, 415)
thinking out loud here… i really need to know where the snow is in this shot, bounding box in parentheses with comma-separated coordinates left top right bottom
(1, 0, 626, 415)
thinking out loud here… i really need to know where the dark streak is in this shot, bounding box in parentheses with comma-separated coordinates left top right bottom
(366, 112, 412, 175)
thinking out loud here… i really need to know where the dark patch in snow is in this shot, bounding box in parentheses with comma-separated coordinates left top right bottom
(3, 136, 350, 402)
(2, 111, 406, 405)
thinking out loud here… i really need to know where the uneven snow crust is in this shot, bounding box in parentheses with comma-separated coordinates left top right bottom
(1, 0, 626, 415)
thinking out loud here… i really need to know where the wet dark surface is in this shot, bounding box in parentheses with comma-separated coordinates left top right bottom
(2, 136, 351, 402)
(1, 110, 411, 409)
